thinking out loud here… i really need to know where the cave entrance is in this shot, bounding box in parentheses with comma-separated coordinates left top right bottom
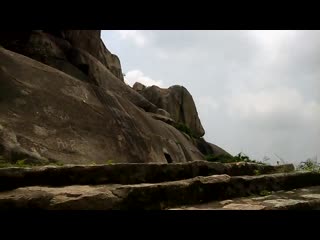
(164, 152, 173, 164)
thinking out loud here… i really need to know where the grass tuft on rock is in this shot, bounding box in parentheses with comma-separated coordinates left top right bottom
(205, 152, 267, 165)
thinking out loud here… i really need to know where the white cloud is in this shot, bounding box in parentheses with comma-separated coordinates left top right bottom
(198, 96, 219, 111)
(116, 30, 148, 47)
(249, 30, 298, 62)
(250, 30, 297, 48)
(124, 70, 163, 87)
(226, 87, 320, 128)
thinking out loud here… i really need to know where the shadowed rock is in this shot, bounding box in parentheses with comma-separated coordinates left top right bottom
(0, 30, 123, 81)
(0, 161, 294, 190)
(0, 171, 319, 210)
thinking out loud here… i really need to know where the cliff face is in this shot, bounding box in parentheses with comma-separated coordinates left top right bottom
(0, 30, 230, 165)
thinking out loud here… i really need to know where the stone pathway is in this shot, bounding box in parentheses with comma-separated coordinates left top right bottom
(0, 162, 319, 209)
(169, 186, 320, 210)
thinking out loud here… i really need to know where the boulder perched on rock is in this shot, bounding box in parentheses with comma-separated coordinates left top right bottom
(194, 138, 231, 157)
(139, 85, 205, 138)
(133, 82, 146, 92)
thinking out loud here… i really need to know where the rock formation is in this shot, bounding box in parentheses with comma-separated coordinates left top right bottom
(1, 31, 320, 211)
(2, 163, 320, 210)
(139, 85, 205, 138)
(133, 82, 146, 92)
(0, 30, 229, 165)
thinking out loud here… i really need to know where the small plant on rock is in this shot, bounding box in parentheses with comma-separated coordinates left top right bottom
(106, 160, 114, 165)
(297, 157, 320, 172)
(254, 170, 261, 176)
(173, 122, 195, 138)
(260, 190, 272, 196)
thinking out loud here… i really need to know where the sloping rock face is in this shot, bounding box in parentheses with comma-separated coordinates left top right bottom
(194, 138, 231, 157)
(139, 85, 205, 138)
(0, 30, 229, 165)
(0, 30, 123, 81)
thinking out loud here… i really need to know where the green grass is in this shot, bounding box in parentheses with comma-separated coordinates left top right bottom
(0, 162, 13, 168)
(0, 155, 64, 168)
(259, 190, 272, 196)
(173, 122, 195, 138)
(205, 154, 237, 163)
(254, 170, 261, 176)
(16, 159, 28, 167)
(205, 152, 267, 165)
(52, 162, 64, 166)
(106, 160, 114, 165)
(296, 158, 320, 172)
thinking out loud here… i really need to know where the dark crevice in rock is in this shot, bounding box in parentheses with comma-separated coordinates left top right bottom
(77, 63, 89, 76)
(164, 153, 173, 163)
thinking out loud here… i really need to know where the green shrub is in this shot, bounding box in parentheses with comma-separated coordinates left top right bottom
(16, 159, 28, 167)
(260, 190, 272, 196)
(205, 152, 267, 165)
(173, 122, 194, 138)
(106, 160, 114, 165)
(254, 170, 260, 175)
(205, 154, 236, 163)
(297, 158, 320, 172)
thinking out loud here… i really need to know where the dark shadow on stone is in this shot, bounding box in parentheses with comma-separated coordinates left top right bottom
(77, 64, 89, 76)
(164, 153, 173, 164)
(43, 30, 63, 38)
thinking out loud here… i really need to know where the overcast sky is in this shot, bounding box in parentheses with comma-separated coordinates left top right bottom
(101, 30, 320, 165)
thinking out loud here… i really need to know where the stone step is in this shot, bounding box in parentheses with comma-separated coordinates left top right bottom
(0, 161, 294, 191)
(0, 171, 318, 210)
(169, 186, 320, 210)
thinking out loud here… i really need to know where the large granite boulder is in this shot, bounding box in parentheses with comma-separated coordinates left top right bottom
(0, 47, 204, 164)
(0, 31, 160, 114)
(133, 82, 146, 92)
(0, 30, 230, 165)
(194, 138, 231, 157)
(0, 30, 123, 81)
(139, 85, 205, 138)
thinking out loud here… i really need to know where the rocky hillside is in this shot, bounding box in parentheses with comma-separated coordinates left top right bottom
(1, 31, 320, 210)
(0, 30, 229, 165)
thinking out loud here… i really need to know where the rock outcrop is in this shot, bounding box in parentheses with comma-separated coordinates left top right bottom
(139, 85, 205, 138)
(0, 30, 123, 81)
(133, 82, 146, 92)
(0, 30, 228, 165)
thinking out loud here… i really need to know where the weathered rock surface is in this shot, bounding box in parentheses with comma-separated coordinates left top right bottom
(170, 185, 320, 210)
(0, 47, 205, 164)
(0, 161, 294, 190)
(133, 82, 146, 92)
(0, 30, 123, 81)
(140, 85, 205, 138)
(194, 137, 232, 157)
(148, 113, 175, 125)
(0, 171, 319, 210)
(0, 31, 162, 116)
(0, 31, 231, 165)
